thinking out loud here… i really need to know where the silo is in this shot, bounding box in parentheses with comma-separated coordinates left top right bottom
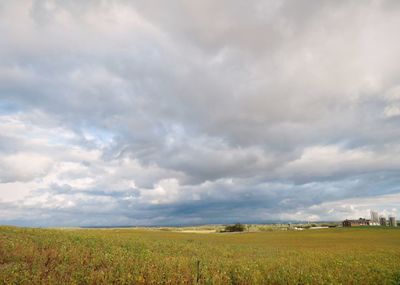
(389, 216, 397, 227)
(370, 211, 379, 225)
(379, 216, 387, 226)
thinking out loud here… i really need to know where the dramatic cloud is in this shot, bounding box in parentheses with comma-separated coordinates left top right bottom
(1, 0, 400, 226)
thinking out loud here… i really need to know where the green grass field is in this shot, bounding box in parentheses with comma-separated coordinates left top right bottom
(1, 226, 400, 284)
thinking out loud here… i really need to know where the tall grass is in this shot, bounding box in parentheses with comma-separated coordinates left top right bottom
(1, 226, 400, 284)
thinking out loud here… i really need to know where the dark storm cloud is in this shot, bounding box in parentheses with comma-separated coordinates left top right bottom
(0, 0, 400, 225)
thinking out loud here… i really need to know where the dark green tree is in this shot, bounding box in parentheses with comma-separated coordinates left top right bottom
(224, 223, 245, 232)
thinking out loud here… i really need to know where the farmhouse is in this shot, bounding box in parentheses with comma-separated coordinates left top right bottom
(342, 218, 370, 227)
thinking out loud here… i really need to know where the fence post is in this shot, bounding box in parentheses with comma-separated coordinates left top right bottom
(196, 260, 200, 283)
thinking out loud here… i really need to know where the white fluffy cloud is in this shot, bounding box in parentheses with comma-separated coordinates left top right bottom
(0, 0, 400, 226)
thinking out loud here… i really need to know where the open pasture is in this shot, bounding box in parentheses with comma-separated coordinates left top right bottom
(1, 226, 400, 284)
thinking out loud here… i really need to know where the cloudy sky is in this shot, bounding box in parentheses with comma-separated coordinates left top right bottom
(1, 0, 400, 226)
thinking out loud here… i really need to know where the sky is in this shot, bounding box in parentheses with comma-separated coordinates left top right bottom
(1, 0, 400, 227)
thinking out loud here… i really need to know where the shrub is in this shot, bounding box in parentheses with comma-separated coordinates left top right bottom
(224, 223, 245, 232)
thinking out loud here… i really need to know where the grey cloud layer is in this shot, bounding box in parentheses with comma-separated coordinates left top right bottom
(0, 0, 400, 226)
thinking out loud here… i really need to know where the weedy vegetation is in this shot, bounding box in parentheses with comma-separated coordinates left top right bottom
(1, 226, 400, 284)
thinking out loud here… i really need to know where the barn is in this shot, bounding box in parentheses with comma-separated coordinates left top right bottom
(342, 218, 370, 227)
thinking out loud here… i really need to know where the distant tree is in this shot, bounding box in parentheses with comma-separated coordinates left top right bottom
(224, 223, 245, 232)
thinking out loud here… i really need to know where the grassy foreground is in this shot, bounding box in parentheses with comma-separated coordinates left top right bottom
(1, 226, 400, 284)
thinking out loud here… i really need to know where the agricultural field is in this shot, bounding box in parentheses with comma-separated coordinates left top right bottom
(1, 226, 400, 284)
